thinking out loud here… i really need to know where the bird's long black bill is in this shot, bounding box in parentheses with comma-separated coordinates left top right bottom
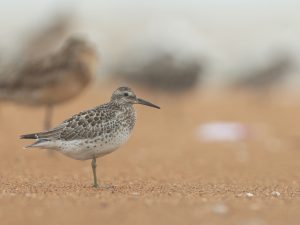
(137, 98, 160, 109)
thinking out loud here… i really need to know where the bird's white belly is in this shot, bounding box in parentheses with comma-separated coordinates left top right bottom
(56, 130, 132, 160)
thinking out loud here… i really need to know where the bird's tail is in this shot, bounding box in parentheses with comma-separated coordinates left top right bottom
(20, 131, 58, 149)
(26, 139, 50, 148)
(21, 125, 64, 149)
(20, 133, 50, 149)
(20, 133, 41, 149)
(20, 133, 38, 139)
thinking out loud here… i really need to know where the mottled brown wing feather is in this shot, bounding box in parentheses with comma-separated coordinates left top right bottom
(36, 104, 119, 141)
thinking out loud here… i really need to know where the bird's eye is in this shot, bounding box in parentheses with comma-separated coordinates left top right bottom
(124, 92, 129, 97)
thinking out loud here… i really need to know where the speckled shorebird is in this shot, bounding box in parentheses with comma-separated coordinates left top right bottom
(0, 36, 98, 129)
(20, 87, 160, 188)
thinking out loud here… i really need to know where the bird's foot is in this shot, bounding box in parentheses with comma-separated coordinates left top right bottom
(101, 184, 116, 189)
(92, 183, 116, 190)
(92, 184, 100, 189)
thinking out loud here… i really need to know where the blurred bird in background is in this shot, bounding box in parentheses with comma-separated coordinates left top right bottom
(0, 36, 99, 130)
(111, 19, 207, 94)
(21, 12, 74, 61)
(233, 51, 294, 91)
(116, 52, 203, 92)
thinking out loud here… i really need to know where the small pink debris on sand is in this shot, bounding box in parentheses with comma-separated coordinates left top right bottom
(196, 121, 251, 142)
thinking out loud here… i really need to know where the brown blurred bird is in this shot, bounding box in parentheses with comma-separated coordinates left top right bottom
(22, 13, 73, 61)
(0, 37, 99, 129)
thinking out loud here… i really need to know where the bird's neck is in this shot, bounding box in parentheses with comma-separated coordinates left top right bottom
(110, 101, 136, 130)
(111, 101, 134, 111)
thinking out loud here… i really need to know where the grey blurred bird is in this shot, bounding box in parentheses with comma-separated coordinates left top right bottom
(115, 53, 203, 93)
(233, 53, 294, 91)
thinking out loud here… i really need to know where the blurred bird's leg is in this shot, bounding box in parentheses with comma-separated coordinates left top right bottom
(44, 105, 53, 130)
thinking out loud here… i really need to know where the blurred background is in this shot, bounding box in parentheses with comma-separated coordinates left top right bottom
(1, 0, 300, 88)
(0, 1, 300, 225)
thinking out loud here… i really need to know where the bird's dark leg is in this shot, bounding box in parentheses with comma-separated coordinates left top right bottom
(44, 105, 53, 130)
(91, 157, 99, 188)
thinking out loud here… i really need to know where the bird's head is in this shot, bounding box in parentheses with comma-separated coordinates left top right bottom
(111, 87, 160, 109)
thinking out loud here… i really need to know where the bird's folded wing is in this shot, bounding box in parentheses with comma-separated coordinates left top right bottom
(36, 105, 118, 141)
